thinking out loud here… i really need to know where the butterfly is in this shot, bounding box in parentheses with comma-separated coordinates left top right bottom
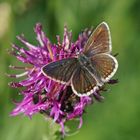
(41, 22, 118, 97)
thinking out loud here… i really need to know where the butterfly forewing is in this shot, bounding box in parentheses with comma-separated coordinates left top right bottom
(42, 58, 78, 84)
(71, 67, 98, 96)
(91, 54, 118, 82)
(83, 22, 111, 57)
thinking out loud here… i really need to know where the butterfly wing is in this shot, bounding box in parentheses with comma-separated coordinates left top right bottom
(71, 67, 98, 96)
(83, 22, 111, 57)
(90, 53, 118, 82)
(42, 58, 78, 84)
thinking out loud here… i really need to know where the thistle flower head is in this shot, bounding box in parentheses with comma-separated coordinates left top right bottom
(8, 23, 118, 135)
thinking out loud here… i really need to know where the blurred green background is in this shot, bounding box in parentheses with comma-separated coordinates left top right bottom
(0, 0, 140, 140)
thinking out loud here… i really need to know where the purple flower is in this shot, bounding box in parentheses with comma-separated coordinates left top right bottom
(8, 23, 118, 135)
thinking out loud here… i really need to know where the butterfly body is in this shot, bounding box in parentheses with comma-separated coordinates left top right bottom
(42, 22, 118, 96)
(78, 53, 91, 66)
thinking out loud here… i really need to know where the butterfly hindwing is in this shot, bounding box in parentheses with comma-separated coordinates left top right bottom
(90, 53, 118, 82)
(71, 67, 98, 96)
(83, 22, 111, 57)
(42, 58, 78, 84)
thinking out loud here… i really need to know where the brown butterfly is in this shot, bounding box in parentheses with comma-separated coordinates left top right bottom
(41, 22, 118, 96)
